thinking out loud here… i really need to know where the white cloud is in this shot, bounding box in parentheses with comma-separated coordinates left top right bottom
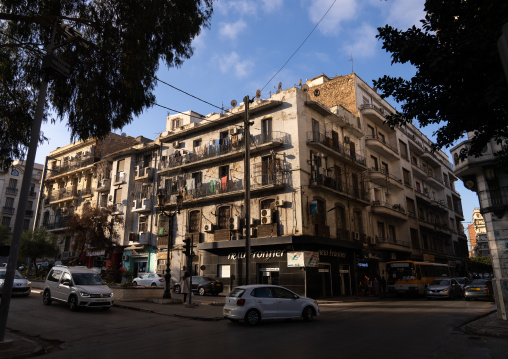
(215, 0, 258, 16)
(261, 0, 284, 13)
(216, 51, 254, 79)
(219, 20, 247, 40)
(342, 24, 378, 58)
(384, 0, 426, 30)
(307, 0, 357, 35)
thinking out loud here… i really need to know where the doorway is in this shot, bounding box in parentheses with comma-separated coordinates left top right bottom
(258, 265, 280, 285)
(319, 263, 332, 297)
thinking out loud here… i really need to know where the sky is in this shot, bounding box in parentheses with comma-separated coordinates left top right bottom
(34, 0, 479, 234)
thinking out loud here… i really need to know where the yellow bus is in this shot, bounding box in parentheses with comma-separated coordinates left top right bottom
(386, 261, 451, 296)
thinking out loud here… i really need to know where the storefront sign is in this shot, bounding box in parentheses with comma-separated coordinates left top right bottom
(339, 269, 349, 274)
(287, 251, 319, 267)
(259, 268, 280, 272)
(227, 250, 285, 261)
(319, 249, 346, 258)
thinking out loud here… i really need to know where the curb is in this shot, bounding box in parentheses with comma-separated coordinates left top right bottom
(113, 303, 224, 321)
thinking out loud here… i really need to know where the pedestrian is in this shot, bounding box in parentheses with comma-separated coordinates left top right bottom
(367, 276, 373, 295)
(180, 272, 190, 304)
(373, 277, 379, 297)
(380, 276, 387, 298)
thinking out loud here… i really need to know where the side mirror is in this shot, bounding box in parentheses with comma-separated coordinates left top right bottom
(62, 279, 72, 286)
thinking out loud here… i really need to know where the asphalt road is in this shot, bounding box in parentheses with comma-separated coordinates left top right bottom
(5, 292, 508, 359)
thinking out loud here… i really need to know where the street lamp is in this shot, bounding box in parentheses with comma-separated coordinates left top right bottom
(156, 189, 183, 299)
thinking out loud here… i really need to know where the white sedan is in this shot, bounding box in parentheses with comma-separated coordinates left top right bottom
(223, 284, 319, 325)
(132, 273, 164, 287)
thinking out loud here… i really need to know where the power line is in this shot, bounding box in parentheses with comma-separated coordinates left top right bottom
(260, 0, 337, 93)
(154, 76, 223, 111)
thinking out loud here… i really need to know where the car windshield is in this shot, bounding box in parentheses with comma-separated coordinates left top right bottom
(0, 270, 25, 279)
(471, 279, 488, 286)
(454, 278, 466, 284)
(228, 288, 245, 297)
(72, 273, 104, 285)
(430, 279, 450, 286)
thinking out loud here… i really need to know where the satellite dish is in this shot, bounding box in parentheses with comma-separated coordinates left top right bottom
(278, 82, 282, 91)
(301, 84, 309, 92)
(255, 89, 261, 98)
(231, 99, 237, 107)
(313, 89, 320, 97)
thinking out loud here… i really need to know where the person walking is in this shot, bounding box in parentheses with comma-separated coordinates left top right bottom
(380, 276, 387, 298)
(180, 272, 190, 304)
(373, 277, 379, 297)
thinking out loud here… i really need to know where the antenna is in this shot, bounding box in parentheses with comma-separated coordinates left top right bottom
(348, 54, 354, 73)
(255, 89, 261, 99)
(299, 79, 302, 87)
(231, 99, 237, 108)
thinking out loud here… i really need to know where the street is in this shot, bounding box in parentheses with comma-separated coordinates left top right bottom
(5, 292, 508, 359)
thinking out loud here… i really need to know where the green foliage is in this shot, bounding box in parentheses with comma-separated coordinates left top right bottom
(0, 0, 213, 163)
(19, 228, 58, 276)
(470, 256, 492, 267)
(374, 0, 508, 159)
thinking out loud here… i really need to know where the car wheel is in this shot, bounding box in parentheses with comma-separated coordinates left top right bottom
(68, 295, 79, 312)
(42, 290, 52, 305)
(245, 309, 261, 326)
(198, 287, 205, 296)
(302, 306, 315, 322)
(151, 283, 157, 287)
(133, 281, 138, 286)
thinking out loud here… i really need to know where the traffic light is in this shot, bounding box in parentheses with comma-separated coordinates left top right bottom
(183, 237, 191, 257)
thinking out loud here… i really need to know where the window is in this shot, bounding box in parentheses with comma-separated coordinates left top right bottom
(406, 198, 416, 217)
(381, 162, 389, 175)
(378, 132, 385, 143)
(193, 139, 202, 148)
(171, 117, 182, 130)
(7, 178, 17, 191)
(410, 228, 420, 249)
(368, 125, 375, 137)
(5, 197, 14, 209)
(192, 172, 202, 187)
(218, 264, 231, 278)
(312, 119, 320, 141)
(139, 216, 148, 232)
(336, 205, 347, 238)
(114, 187, 123, 204)
(377, 221, 385, 239)
(27, 201, 33, 210)
(1, 217, 10, 227)
(261, 118, 272, 143)
(353, 210, 363, 235)
(388, 225, 396, 240)
(370, 156, 378, 171)
(399, 140, 408, 159)
(403, 168, 411, 186)
(217, 206, 231, 229)
(252, 287, 273, 298)
(117, 159, 125, 173)
(352, 173, 360, 197)
(47, 270, 62, 283)
(189, 210, 200, 233)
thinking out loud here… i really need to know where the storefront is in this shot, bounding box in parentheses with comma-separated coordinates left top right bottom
(198, 235, 362, 298)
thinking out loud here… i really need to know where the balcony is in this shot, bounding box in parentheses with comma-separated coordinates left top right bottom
(367, 168, 403, 189)
(47, 155, 95, 178)
(5, 186, 17, 195)
(159, 131, 289, 175)
(113, 172, 126, 185)
(374, 236, 412, 252)
(421, 149, 441, 167)
(96, 178, 111, 192)
(410, 159, 428, 179)
(135, 166, 154, 182)
(159, 172, 287, 208)
(2, 206, 15, 215)
(49, 186, 78, 204)
(132, 198, 152, 213)
(359, 103, 389, 128)
(310, 174, 370, 204)
(371, 201, 407, 221)
(25, 209, 34, 217)
(364, 135, 399, 160)
(28, 190, 37, 198)
(306, 132, 366, 168)
(42, 215, 70, 231)
(81, 188, 93, 198)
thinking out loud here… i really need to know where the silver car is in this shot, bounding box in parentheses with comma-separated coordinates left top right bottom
(426, 278, 463, 299)
(223, 284, 319, 325)
(132, 273, 164, 287)
(0, 269, 31, 297)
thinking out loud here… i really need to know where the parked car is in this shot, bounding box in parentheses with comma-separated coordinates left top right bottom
(0, 263, 7, 268)
(174, 276, 223, 296)
(465, 279, 494, 301)
(133, 273, 164, 287)
(425, 278, 463, 299)
(0, 269, 31, 297)
(453, 277, 470, 292)
(43, 265, 114, 311)
(223, 284, 319, 326)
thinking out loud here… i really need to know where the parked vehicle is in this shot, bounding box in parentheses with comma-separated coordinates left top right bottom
(425, 278, 463, 299)
(453, 277, 470, 292)
(223, 284, 319, 325)
(174, 276, 223, 296)
(43, 265, 114, 311)
(0, 269, 31, 297)
(133, 273, 164, 287)
(465, 279, 494, 301)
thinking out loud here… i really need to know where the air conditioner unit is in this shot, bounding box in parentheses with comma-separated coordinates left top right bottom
(172, 141, 180, 148)
(243, 227, 256, 237)
(204, 223, 214, 232)
(229, 216, 240, 231)
(275, 199, 285, 207)
(261, 209, 272, 224)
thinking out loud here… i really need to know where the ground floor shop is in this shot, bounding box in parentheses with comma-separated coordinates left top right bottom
(197, 235, 363, 298)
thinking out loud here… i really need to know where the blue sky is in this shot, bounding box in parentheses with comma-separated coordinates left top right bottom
(35, 0, 479, 232)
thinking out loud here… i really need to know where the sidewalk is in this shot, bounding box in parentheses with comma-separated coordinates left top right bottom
(2, 296, 507, 358)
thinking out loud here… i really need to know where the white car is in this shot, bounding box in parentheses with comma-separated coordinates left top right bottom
(223, 284, 319, 325)
(43, 265, 113, 311)
(132, 273, 164, 287)
(0, 269, 31, 297)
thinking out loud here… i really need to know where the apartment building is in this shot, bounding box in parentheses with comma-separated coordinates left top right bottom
(148, 73, 467, 298)
(0, 160, 44, 237)
(38, 133, 142, 269)
(469, 208, 490, 257)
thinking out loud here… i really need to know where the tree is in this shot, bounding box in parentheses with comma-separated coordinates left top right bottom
(373, 0, 508, 160)
(0, 0, 214, 165)
(66, 205, 124, 264)
(19, 228, 58, 277)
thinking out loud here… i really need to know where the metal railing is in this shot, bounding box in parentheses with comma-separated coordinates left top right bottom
(306, 132, 366, 166)
(48, 156, 95, 177)
(364, 134, 399, 154)
(312, 174, 369, 201)
(371, 201, 406, 214)
(42, 215, 71, 230)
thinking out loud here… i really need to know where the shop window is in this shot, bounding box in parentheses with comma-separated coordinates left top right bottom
(218, 264, 231, 278)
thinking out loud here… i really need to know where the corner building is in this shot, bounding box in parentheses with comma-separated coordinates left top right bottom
(155, 73, 468, 298)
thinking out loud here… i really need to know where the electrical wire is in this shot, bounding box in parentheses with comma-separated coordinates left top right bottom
(260, 0, 337, 93)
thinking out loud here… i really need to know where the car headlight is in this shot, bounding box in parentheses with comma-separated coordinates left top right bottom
(109, 292, 114, 298)
(79, 291, 90, 297)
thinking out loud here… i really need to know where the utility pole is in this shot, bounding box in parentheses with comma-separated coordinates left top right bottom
(244, 95, 251, 285)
